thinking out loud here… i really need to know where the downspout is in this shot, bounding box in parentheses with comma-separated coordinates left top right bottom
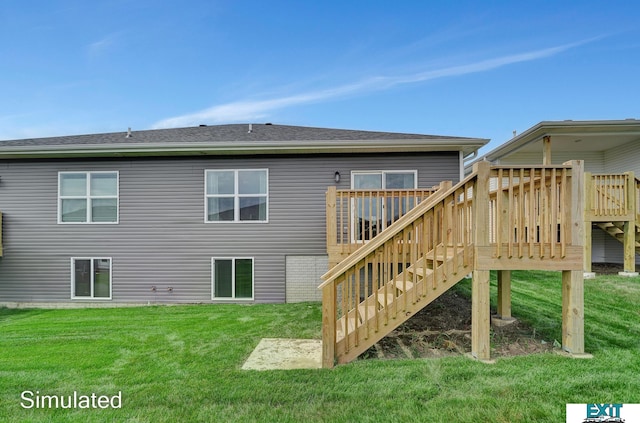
(462, 149, 479, 177)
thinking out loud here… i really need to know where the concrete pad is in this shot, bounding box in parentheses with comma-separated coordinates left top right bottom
(491, 316, 517, 327)
(554, 350, 594, 359)
(242, 338, 322, 370)
(618, 271, 639, 277)
(583, 272, 597, 280)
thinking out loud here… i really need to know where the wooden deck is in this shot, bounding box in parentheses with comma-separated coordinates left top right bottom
(321, 161, 586, 367)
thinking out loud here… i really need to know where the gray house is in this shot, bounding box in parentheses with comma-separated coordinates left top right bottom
(0, 124, 487, 306)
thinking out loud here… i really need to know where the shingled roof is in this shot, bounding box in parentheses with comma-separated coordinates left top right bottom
(0, 123, 488, 159)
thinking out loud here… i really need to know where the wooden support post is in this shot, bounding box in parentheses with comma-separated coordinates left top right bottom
(623, 172, 637, 274)
(472, 270, 491, 360)
(326, 187, 338, 266)
(322, 283, 336, 368)
(562, 270, 584, 354)
(562, 160, 585, 354)
(583, 172, 593, 273)
(472, 161, 491, 360)
(543, 135, 552, 165)
(497, 270, 511, 319)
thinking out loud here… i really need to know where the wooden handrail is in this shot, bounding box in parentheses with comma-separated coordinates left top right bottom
(320, 173, 476, 287)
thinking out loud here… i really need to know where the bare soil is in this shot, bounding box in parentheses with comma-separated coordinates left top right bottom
(360, 289, 556, 361)
(591, 262, 624, 274)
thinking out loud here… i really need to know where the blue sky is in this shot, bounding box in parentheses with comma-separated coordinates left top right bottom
(1, 1, 638, 153)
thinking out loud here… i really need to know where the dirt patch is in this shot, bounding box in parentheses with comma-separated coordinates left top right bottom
(360, 289, 555, 361)
(591, 262, 624, 274)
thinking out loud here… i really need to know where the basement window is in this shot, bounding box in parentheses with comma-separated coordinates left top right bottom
(211, 258, 254, 300)
(71, 258, 112, 299)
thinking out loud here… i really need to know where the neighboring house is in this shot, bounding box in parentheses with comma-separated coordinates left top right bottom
(0, 123, 487, 306)
(466, 119, 640, 273)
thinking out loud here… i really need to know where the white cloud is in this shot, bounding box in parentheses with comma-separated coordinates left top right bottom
(88, 31, 124, 56)
(152, 39, 593, 129)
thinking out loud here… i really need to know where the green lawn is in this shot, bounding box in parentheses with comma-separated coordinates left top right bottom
(1, 271, 639, 422)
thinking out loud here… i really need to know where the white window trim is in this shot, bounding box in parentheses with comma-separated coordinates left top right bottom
(204, 169, 269, 223)
(211, 257, 255, 301)
(350, 170, 418, 189)
(70, 257, 113, 300)
(58, 171, 119, 224)
(349, 170, 418, 243)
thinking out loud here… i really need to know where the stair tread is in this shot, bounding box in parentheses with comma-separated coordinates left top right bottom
(358, 304, 377, 321)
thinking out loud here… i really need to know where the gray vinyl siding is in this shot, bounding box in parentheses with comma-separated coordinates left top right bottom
(0, 152, 459, 304)
(604, 139, 640, 175)
(497, 151, 605, 173)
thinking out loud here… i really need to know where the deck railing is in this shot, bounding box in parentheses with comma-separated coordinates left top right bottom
(326, 186, 441, 264)
(489, 166, 572, 260)
(585, 172, 635, 221)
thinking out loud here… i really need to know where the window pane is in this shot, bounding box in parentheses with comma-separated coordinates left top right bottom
(235, 259, 253, 298)
(207, 171, 235, 195)
(74, 259, 91, 297)
(239, 197, 267, 221)
(91, 199, 117, 222)
(207, 197, 235, 221)
(61, 199, 87, 222)
(238, 170, 267, 194)
(214, 260, 233, 298)
(354, 174, 382, 189)
(93, 259, 111, 298)
(90, 173, 117, 196)
(385, 173, 415, 189)
(60, 173, 87, 196)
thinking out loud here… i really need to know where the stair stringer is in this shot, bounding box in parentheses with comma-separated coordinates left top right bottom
(594, 221, 640, 254)
(335, 247, 474, 364)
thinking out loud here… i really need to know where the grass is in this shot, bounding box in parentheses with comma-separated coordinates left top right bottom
(1, 271, 639, 422)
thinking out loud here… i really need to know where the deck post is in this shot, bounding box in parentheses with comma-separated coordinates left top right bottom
(497, 270, 511, 319)
(326, 187, 338, 267)
(622, 172, 637, 275)
(471, 161, 491, 360)
(542, 135, 552, 165)
(562, 270, 584, 354)
(562, 160, 585, 354)
(322, 283, 336, 368)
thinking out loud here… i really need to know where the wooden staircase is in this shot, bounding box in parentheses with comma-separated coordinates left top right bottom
(321, 161, 586, 367)
(333, 247, 471, 363)
(595, 221, 640, 254)
(585, 173, 640, 272)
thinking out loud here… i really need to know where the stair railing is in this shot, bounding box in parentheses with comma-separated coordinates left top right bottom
(319, 170, 479, 367)
(585, 173, 633, 220)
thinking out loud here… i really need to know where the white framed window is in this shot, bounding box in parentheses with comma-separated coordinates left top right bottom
(211, 258, 254, 300)
(350, 170, 417, 241)
(58, 171, 119, 224)
(71, 257, 112, 300)
(205, 169, 268, 222)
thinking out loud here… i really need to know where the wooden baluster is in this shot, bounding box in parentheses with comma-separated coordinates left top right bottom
(496, 169, 502, 257)
(561, 168, 568, 258)
(551, 168, 557, 257)
(529, 168, 535, 257)
(508, 169, 515, 258)
(519, 168, 525, 258)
